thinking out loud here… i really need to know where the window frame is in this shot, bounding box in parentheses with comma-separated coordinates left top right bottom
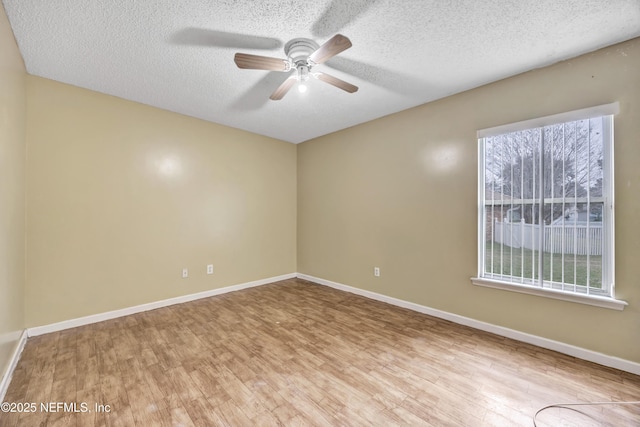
(471, 103, 627, 310)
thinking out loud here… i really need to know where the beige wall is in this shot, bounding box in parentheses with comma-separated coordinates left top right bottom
(0, 3, 26, 386)
(25, 77, 296, 327)
(298, 38, 640, 363)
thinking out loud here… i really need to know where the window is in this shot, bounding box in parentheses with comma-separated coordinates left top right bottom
(473, 103, 625, 309)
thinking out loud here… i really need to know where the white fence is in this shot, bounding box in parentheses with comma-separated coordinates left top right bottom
(493, 220, 602, 256)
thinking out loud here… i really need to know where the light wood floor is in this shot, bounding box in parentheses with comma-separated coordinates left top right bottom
(1, 278, 639, 426)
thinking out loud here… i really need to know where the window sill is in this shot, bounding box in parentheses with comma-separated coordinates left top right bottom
(471, 277, 627, 311)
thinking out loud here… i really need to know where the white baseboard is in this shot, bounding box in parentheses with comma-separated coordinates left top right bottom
(297, 273, 640, 376)
(28, 273, 297, 337)
(0, 330, 28, 403)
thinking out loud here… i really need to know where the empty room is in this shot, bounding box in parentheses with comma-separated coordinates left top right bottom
(1, 1, 639, 426)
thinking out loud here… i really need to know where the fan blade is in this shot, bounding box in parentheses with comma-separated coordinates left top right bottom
(309, 34, 352, 65)
(231, 72, 292, 110)
(270, 77, 297, 100)
(170, 28, 282, 50)
(326, 56, 430, 96)
(234, 53, 290, 71)
(311, 0, 381, 38)
(315, 72, 358, 93)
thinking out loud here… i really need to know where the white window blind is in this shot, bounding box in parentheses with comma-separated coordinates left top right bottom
(477, 104, 616, 298)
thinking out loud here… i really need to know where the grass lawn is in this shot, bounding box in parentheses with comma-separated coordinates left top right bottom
(485, 241, 602, 289)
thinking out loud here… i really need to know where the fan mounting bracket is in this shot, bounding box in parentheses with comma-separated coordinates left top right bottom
(284, 38, 319, 66)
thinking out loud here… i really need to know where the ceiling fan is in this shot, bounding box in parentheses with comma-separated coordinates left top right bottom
(234, 34, 359, 100)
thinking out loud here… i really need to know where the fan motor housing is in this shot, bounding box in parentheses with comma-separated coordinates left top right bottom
(284, 38, 319, 65)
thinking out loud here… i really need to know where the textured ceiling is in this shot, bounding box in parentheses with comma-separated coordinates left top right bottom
(4, 0, 640, 143)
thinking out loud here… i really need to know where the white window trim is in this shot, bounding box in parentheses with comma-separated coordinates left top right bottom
(477, 102, 619, 138)
(473, 102, 626, 310)
(471, 277, 627, 310)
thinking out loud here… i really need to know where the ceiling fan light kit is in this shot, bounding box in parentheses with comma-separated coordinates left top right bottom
(233, 34, 359, 101)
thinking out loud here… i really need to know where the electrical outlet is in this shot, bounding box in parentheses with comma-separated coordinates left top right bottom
(182, 268, 188, 278)
(374, 267, 380, 277)
(207, 264, 214, 275)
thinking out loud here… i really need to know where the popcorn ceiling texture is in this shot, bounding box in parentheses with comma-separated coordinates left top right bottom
(3, 0, 640, 143)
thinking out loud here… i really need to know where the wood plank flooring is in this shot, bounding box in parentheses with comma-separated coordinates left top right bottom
(1, 278, 639, 426)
